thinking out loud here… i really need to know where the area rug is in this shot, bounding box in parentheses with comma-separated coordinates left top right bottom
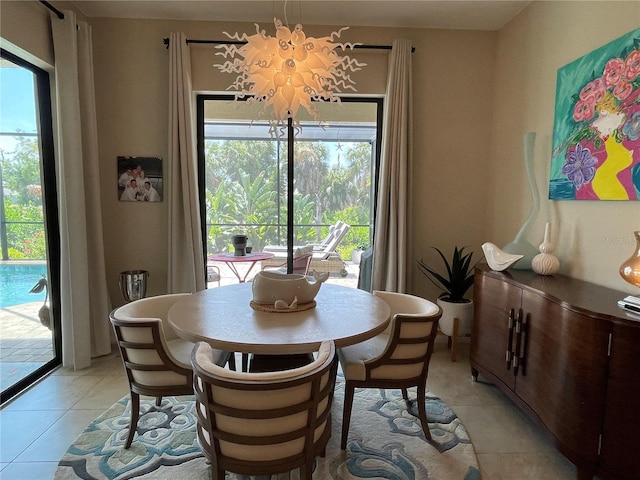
(55, 374, 481, 479)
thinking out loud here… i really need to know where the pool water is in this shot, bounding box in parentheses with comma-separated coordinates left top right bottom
(0, 263, 48, 308)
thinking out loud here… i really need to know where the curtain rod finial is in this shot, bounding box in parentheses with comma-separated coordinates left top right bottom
(40, 0, 65, 19)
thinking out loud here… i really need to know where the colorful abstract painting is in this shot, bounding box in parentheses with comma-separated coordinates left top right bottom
(550, 28, 640, 200)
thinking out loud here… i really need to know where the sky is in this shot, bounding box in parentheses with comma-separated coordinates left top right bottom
(0, 62, 37, 144)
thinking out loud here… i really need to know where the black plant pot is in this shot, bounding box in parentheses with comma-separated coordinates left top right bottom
(231, 235, 248, 256)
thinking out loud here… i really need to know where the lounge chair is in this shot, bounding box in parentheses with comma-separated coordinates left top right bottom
(263, 221, 345, 253)
(262, 223, 351, 277)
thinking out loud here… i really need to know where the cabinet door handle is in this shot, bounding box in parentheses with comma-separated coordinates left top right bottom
(513, 309, 523, 377)
(506, 309, 515, 369)
(519, 314, 527, 375)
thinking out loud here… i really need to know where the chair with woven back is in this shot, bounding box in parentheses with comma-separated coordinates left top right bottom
(261, 244, 314, 275)
(110, 293, 231, 448)
(261, 223, 351, 277)
(191, 340, 338, 480)
(337, 290, 441, 449)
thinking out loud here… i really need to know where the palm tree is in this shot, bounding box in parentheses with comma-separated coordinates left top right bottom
(293, 143, 329, 241)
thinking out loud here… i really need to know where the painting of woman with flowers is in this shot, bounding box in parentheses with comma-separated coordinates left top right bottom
(550, 28, 640, 200)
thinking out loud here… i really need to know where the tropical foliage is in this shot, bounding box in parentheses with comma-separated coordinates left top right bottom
(204, 137, 372, 258)
(0, 136, 46, 259)
(1, 133, 374, 260)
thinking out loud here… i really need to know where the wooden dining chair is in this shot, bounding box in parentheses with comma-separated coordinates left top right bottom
(110, 293, 231, 448)
(337, 291, 441, 449)
(191, 340, 338, 480)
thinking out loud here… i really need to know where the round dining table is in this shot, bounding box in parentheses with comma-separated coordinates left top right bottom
(168, 282, 391, 355)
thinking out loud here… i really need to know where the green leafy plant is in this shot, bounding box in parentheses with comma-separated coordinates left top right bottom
(417, 246, 475, 303)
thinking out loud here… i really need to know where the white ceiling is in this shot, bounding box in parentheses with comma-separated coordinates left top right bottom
(70, 1, 531, 31)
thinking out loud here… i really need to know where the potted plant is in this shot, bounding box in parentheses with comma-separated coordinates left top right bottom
(416, 246, 475, 361)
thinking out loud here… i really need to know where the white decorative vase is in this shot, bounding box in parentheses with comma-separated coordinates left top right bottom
(532, 222, 560, 275)
(436, 298, 473, 337)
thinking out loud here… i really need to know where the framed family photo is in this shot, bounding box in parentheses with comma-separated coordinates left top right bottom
(117, 156, 163, 202)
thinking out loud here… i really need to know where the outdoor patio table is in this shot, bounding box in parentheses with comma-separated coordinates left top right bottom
(208, 252, 274, 283)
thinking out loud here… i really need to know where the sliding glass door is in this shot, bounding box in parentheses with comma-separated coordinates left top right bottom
(197, 95, 381, 282)
(0, 49, 61, 404)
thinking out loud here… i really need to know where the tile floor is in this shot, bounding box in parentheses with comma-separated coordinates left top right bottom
(0, 259, 582, 479)
(0, 334, 581, 480)
(0, 302, 54, 392)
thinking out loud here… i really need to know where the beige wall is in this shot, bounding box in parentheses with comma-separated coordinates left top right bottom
(410, 28, 496, 299)
(1, 1, 638, 306)
(0, 1, 54, 67)
(85, 16, 497, 304)
(489, 0, 640, 293)
(1, 2, 495, 303)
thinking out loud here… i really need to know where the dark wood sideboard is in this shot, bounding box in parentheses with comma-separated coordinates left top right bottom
(471, 264, 640, 480)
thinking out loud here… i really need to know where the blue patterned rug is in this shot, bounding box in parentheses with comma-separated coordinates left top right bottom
(55, 374, 481, 479)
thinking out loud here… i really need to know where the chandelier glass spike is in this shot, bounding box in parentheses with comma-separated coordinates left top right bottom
(214, 18, 366, 133)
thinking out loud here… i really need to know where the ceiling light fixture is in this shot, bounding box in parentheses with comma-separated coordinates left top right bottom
(214, 16, 365, 135)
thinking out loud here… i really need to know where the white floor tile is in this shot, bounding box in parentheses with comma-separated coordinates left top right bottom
(0, 460, 58, 480)
(477, 452, 577, 480)
(2, 375, 102, 411)
(455, 403, 557, 454)
(72, 375, 129, 409)
(0, 329, 580, 480)
(0, 410, 64, 463)
(15, 409, 104, 462)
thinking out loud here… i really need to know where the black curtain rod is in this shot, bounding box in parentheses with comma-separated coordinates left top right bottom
(37, 3, 411, 51)
(163, 37, 415, 52)
(40, 1, 65, 19)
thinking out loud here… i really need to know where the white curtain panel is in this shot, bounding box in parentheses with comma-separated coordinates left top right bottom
(371, 39, 413, 293)
(167, 32, 205, 293)
(50, 10, 112, 369)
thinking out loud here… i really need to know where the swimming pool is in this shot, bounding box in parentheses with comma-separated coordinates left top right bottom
(0, 263, 48, 308)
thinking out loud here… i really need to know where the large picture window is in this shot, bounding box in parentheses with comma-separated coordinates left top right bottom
(197, 95, 382, 278)
(0, 49, 61, 403)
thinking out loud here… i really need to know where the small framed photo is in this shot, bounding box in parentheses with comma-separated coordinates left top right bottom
(117, 156, 163, 202)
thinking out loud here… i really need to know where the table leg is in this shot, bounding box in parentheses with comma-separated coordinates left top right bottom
(224, 262, 244, 283)
(240, 260, 261, 283)
(223, 260, 261, 283)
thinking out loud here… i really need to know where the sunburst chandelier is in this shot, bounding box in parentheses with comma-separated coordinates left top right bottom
(214, 17, 365, 134)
